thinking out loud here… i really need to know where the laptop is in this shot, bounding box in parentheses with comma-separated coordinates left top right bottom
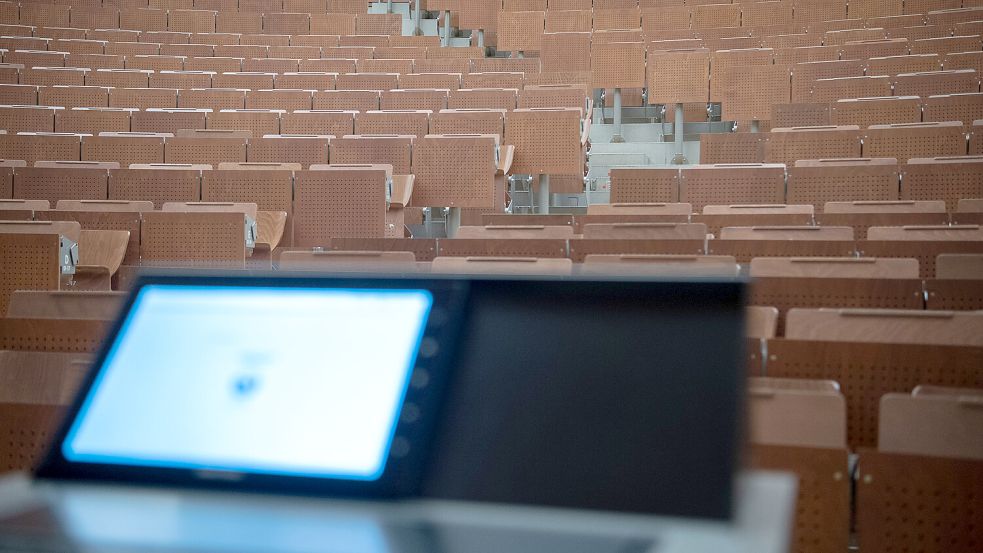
(0, 275, 787, 553)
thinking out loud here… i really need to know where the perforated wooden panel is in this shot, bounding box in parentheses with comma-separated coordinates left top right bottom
(21, 68, 86, 88)
(140, 211, 245, 268)
(201, 169, 292, 215)
(164, 136, 247, 165)
(399, 73, 462, 91)
(207, 110, 281, 137)
(55, 108, 132, 134)
(709, 239, 855, 265)
(901, 157, 983, 211)
(86, 69, 150, 89)
(335, 72, 398, 91)
(329, 136, 413, 174)
(766, 339, 983, 449)
(354, 13, 400, 35)
(568, 238, 705, 262)
(312, 90, 379, 112)
(645, 49, 709, 105)
(0, 233, 60, 316)
(0, 318, 107, 352)
(293, 167, 387, 245)
(545, 10, 592, 33)
(498, 11, 546, 52)
(911, 35, 983, 56)
(0, 134, 81, 165)
(680, 165, 785, 212)
(790, 59, 864, 103)
(765, 127, 862, 165)
(895, 70, 980, 98)
(0, 106, 56, 134)
(590, 41, 646, 89)
(355, 110, 430, 137)
(749, 445, 850, 553)
(0, 404, 66, 474)
(168, 9, 216, 34)
(787, 163, 899, 211)
(37, 209, 142, 265)
(129, 110, 204, 134)
(772, 103, 831, 128)
(857, 450, 983, 553)
(609, 168, 680, 203)
(436, 238, 568, 258)
(711, 65, 790, 122)
(109, 88, 178, 110)
(412, 135, 500, 208)
(830, 97, 921, 128)
(128, 55, 186, 73)
(505, 108, 583, 176)
(177, 89, 245, 111)
(462, 72, 525, 90)
(539, 31, 591, 73)
(39, 86, 110, 109)
(12, 168, 107, 206)
(82, 135, 165, 167)
(381, 89, 448, 112)
(108, 168, 199, 209)
(431, 109, 506, 137)
(865, 123, 968, 163)
(245, 136, 328, 168)
(699, 132, 768, 164)
(309, 13, 356, 35)
(923, 93, 983, 125)
(0, 167, 13, 199)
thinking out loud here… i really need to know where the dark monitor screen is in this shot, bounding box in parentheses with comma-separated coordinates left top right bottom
(423, 279, 745, 520)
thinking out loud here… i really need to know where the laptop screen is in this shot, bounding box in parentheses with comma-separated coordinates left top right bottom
(61, 284, 434, 481)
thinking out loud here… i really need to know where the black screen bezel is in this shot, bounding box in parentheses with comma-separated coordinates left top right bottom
(37, 273, 469, 499)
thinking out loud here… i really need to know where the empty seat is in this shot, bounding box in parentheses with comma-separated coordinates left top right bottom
(329, 135, 413, 175)
(0, 133, 82, 164)
(448, 88, 518, 111)
(85, 69, 150, 88)
(336, 72, 399, 91)
(923, 93, 983, 125)
(82, 133, 167, 167)
(820, 200, 949, 239)
(381, 89, 449, 112)
(787, 158, 900, 211)
(140, 211, 246, 269)
(786, 308, 983, 346)
(766, 126, 863, 165)
(212, 72, 275, 90)
(164, 131, 247, 165)
(864, 122, 968, 163)
(278, 250, 418, 273)
(680, 164, 785, 213)
(720, 226, 854, 241)
(130, 108, 208, 134)
(21, 68, 87, 87)
(750, 257, 920, 279)
(275, 72, 336, 90)
(431, 109, 506, 138)
(108, 88, 178, 110)
(830, 97, 922, 128)
(412, 134, 505, 209)
(247, 136, 330, 168)
(108, 166, 201, 209)
(38, 85, 111, 109)
(176, 88, 245, 111)
(12, 165, 110, 206)
(505, 108, 585, 177)
(811, 76, 893, 103)
(313, 90, 380, 112)
(0, 105, 59, 133)
(207, 109, 282, 137)
(55, 107, 132, 134)
(293, 164, 391, 245)
(580, 254, 738, 277)
(695, 205, 815, 237)
(894, 70, 981, 98)
(149, 70, 212, 89)
(355, 110, 430, 137)
(936, 253, 983, 279)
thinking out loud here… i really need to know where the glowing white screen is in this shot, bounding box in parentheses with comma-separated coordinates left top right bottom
(63, 285, 433, 481)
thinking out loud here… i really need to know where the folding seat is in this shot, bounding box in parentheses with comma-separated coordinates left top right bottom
(973, 120, 983, 155)
(791, 59, 866, 103)
(329, 135, 413, 174)
(242, 58, 300, 73)
(603, 167, 680, 204)
(293, 164, 391, 245)
(309, 14, 356, 35)
(184, 57, 242, 73)
(690, 3, 740, 29)
(462, 72, 524, 90)
(742, 2, 795, 28)
(160, 44, 215, 58)
(772, 103, 832, 128)
(69, 6, 121, 30)
(897, 69, 980, 99)
(431, 109, 506, 138)
(389, 36, 440, 49)
(65, 54, 126, 71)
(944, 52, 983, 77)
(167, 9, 216, 34)
(200, 166, 293, 246)
(177, 88, 245, 111)
(866, 54, 942, 76)
(698, 132, 768, 164)
(50, 40, 106, 56)
(215, 12, 264, 35)
(82, 132, 168, 166)
(901, 156, 983, 211)
(139, 210, 248, 268)
(678, 164, 786, 212)
(720, 225, 854, 241)
(0, 84, 37, 105)
(283, 0, 328, 10)
(830, 96, 922, 128)
(278, 250, 419, 272)
(497, 11, 546, 54)
(127, 55, 186, 72)
(211, 72, 275, 90)
(246, 135, 330, 167)
(240, 33, 291, 48)
(785, 158, 900, 212)
(341, 35, 390, 49)
(711, 65, 790, 122)
(88, 30, 142, 43)
(214, 44, 269, 59)
(11, 164, 110, 206)
(290, 35, 339, 49)
(448, 88, 517, 110)
(190, 32, 239, 46)
(21, 68, 87, 88)
(299, 58, 357, 73)
(165, 130, 248, 164)
(837, 38, 909, 61)
(397, 73, 462, 91)
(953, 199, 983, 225)
(820, 200, 949, 240)
(104, 43, 160, 59)
(0, 105, 59, 133)
(354, 13, 400, 35)
(372, 47, 427, 62)
(107, 166, 201, 208)
(380, 89, 448, 112)
(85, 69, 151, 88)
(910, 35, 983, 56)
(865, 121, 967, 162)
(645, 49, 709, 112)
(207, 109, 282, 137)
(748, 255, 919, 279)
(765, 125, 862, 165)
(109, 87, 178, 109)
(787, 307, 983, 345)
(275, 72, 336, 90)
(0, 132, 82, 164)
(355, 110, 429, 137)
(825, 28, 888, 46)
(922, 93, 983, 124)
(470, 57, 541, 75)
(130, 108, 208, 134)
(773, 45, 842, 66)
(18, 3, 71, 27)
(119, 8, 168, 32)
(55, 107, 132, 134)
(640, 6, 691, 34)
(144, 70, 206, 89)
(411, 134, 505, 209)
(312, 89, 380, 111)
(245, 89, 313, 110)
(887, 25, 952, 41)
(270, 46, 321, 60)
(694, 205, 815, 239)
(0, 36, 48, 52)
(239, 0, 281, 11)
(34, 29, 87, 42)
(357, 58, 413, 74)
(810, 76, 894, 103)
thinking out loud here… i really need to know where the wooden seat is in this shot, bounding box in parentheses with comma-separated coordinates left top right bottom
(867, 225, 983, 242)
(582, 222, 706, 240)
(164, 132, 247, 165)
(766, 126, 863, 166)
(0, 105, 59, 133)
(695, 205, 814, 238)
(431, 256, 573, 276)
(579, 254, 739, 276)
(785, 308, 983, 346)
(431, 109, 506, 138)
(82, 132, 168, 167)
(411, 134, 506, 209)
(863, 122, 968, 163)
(505, 107, 586, 177)
(699, 132, 768, 164)
(785, 158, 900, 213)
(278, 250, 418, 273)
(329, 135, 413, 175)
(608, 168, 680, 204)
(830, 96, 922, 128)
(0, 222, 74, 316)
(313, 90, 381, 112)
(355, 110, 431, 137)
(902, 157, 983, 211)
(12, 164, 110, 205)
(819, 200, 949, 239)
(437, 238, 568, 260)
(456, 225, 574, 240)
(140, 210, 247, 269)
(447, 89, 518, 111)
(0, 132, 82, 165)
(202, 166, 294, 246)
(678, 164, 786, 213)
(177, 88, 246, 111)
(750, 257, 920, 279)
(923, 93, 983, 126)
(293, 164, 392, 246)
(935, 254, 983, 280)
(207, 109, 282, 137)
(108, 166, 201, 209)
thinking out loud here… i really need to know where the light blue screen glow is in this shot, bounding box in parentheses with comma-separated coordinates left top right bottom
(63, 285, 433, 481)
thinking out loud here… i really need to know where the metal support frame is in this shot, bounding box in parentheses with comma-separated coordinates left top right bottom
(534, 175, 550, 214)
(672, 103, 687, 164)
(750, 120, 761, 133)
(385, 0, 392, 13)
(445, 207, 461, 238)
(442, 10, 451, 47)
(474, 29, 484, 48)
(412, 0, 421, 35)
(611, 88, 625, 143)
